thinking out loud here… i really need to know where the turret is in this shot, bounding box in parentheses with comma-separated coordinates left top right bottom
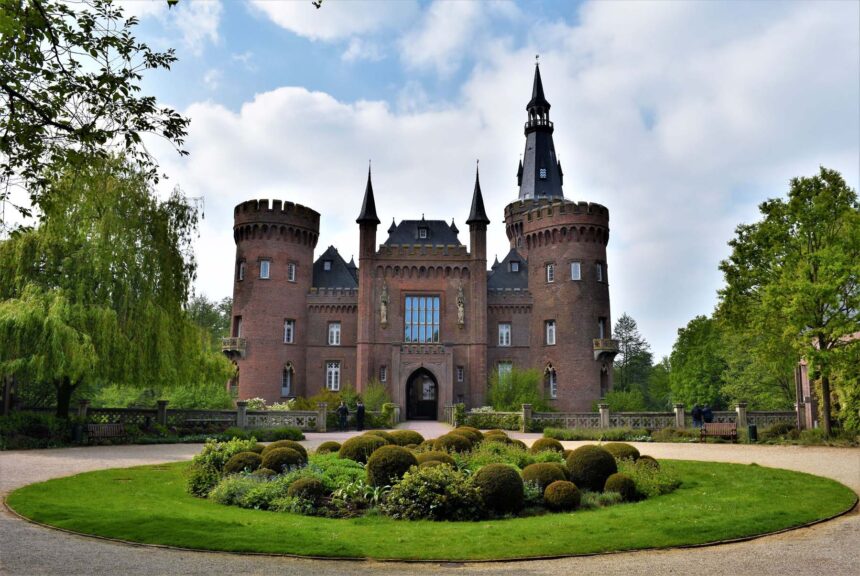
(466, 164, 489, 406)
(356, 165, 379, 390)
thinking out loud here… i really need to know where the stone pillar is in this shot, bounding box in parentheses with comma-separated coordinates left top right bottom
(598, 403, 610, 428)
(521, 404, 532, 433)
(735, 402, 748, 429)
(77, 399, 90, 420)
(674, 403, 686, 429)
(795, 401, 806, 430)
(317, 402, 327, 432)
(236, 401, 248, 429)
(392, 405, 401, 426)
(156, 400, 169, 427)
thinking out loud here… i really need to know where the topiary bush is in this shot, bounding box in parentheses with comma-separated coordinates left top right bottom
(262, 440, 308, 462)
(550, 461, 570, 480)
(529, 437, 564, 454)
(251, 468, 276, 478)
(511, 439, 528, 450)
(434, 433, 473, 453)
(474, 464, 524, 515)
(566, 445, 618, 492)
(381, 464, 484, 521)
(186, 438, 261, 497)
(223, 451, 263, 474)
(636, 455, 660, 470)
(338, 435, 386, 463)
(315, 441, 342, 454)
(483, 433, 512, 445)
(366, 445, 418, 486)
(252, 426, 305, 442)
(544, 480, 581, 511)
(261, 447, 304, 473)
(389, 430, 424, 446)
(449, 429, 476, 444)
(286, 477, 326, 503)
(521, 462, 566, 493)
(604, 472, 637, 501)
(603, 442, 640, 461)
(419, 460, 444, 469)
(363, 430, 395, 444)
(415, 451, 457, 467)
(454, 426, 483, 443)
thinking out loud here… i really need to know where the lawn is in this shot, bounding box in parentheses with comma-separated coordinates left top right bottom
(6, 460, 856, 561)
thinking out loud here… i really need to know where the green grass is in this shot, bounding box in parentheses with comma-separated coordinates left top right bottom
(6, 460, 856, 561)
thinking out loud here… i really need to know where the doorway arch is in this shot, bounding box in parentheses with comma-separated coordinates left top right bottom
(406, 368, 438, 420)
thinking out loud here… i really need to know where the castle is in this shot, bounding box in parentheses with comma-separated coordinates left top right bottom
(223, 65, 618, 418)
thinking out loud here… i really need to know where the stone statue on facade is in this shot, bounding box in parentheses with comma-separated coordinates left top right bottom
(380, 283, 389, 326)
(457, 285, 465, 326)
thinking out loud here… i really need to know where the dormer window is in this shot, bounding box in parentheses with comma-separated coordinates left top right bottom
(323, 260, 332, 271)
(510, 261, 520, 272)
(539, 168, 547, 180)
(418, 228, 428, 239)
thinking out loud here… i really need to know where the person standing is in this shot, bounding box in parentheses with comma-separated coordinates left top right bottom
(702, 404, 714, 424)
(356, 400, 366, 431)
(336, 401, 349, 432)
(691, 404, 703, 428)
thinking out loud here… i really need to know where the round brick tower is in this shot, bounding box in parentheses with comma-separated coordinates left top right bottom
(227, 199, 319, 402)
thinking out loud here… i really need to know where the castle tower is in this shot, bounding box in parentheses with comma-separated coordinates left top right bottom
(503, 64, 617, 410)
(227, 199, 319, 401)
(355, 166, 380, 392)
(466, 165, 490, 406)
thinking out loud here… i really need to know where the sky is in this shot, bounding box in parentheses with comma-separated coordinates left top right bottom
(118, 0, 858, 359)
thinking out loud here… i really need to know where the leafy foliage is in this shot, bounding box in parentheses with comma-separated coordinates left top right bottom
(669, 315, 728, 409)
(612, 313, 654, 400)
(486, 367, 551, 412)
(566, 445, 617, 492)
(382, 464, 484, 521)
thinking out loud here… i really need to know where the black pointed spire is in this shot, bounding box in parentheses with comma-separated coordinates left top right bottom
(466, 162, 490, 226)
(450, 218, 459, 235)
(388, 217, 396, 234)
(356, 164, 380, 225)
(518, 62, 563, 200)
(527, 61, 550, 111)
(517, 157, 523, 187)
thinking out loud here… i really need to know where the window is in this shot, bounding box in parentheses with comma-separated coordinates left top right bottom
(260, 259, 270, 279)
(545, 320, 556, 345)
(570, 261, 581, 281)
(328, 322, 341, 346)
(323, 260, 332, 271)
(539, 167, 547, 179)
(287, 263, 296, 282)
(510, 261, 520, 272)
(284, 319, 295, 344)
(547, 368, 558, 399)
(233, 316, 242, 338)
(595, 262, 604, 282)
(498, 323, 512, 346)
(456, 366, 464, 382)
(404, 295, 440, 343)
(418, 227, 428, 239)
(546, 263, 555, 283)
(237, 261, 245, 281)
(326, 361, 341, 391)
(379, 365, 387, 383)
(598, 317, 607, 340)
(498, 361, 513, 382)
(281, 366, 292, 397)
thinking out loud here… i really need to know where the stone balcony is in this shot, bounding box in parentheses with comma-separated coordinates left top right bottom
(221, 337, 246, 357)
(593, 338, 619, 360)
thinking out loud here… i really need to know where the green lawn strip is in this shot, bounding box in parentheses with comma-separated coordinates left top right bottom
(7, 460, 856, 561)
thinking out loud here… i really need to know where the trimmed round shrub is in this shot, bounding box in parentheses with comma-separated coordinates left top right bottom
(251, 467, 276, 478)
(315, 441, 342, 454)
(417, 439, 436, 451)
(566, 445, 618, 492)
(381, 464, 484, 521)
(389, 430, 425, 446)
(474, 464, 524, 514)
(419, 460, 444, 469)
(415, 451, 457, 467)
(286, 477, 326, 503)
(636, 455, 660, 470)
(434, 433, 473, 453)
(262, 440, 308, 462)
(404, 443, 418, 450)
(605, 472, 637, 501)
(363, 430, 395, 444)
(562, 449, 572, 460)
(544, 480, 581, 511)
(248, 444, 265, 454)
(367, 445, 419, 486)
(511, 439, 528, 450)
(453, 426, 483, 443)
(261, 447, 303, 473)
(521, 462, 566, 493)
(223, 451, 262, 474)
(483, 434, 512, 445)
(603, 442, 640, 462)
(486, 429, 508, 437)
(449, 429, 475, 443)
(550, 461, 570, 480)
(530, 438, 564, 454)
(339, 435, 386, 464)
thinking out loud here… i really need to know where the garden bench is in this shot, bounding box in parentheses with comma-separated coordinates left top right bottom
(87, 423, 126, 442)
(700, 422, 737, 442)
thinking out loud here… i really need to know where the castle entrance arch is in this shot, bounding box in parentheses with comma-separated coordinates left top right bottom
(406, 368, 438, 420)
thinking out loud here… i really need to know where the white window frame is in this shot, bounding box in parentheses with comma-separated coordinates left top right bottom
(287, 262, 296, 282)
(456, 366, 465, 382)
(498, 361, 513, 382)
(326, 361, 341, 391)
(379, 365, 387, 383)
(418, 228, 428, 239)
(548, 369, 558, 399)
(328, 322, 341, 346)
(260, 259, 270, 279)
(498, 322, 512, 347)
(596, 262, 604, 283)
(539, 167, 547, 180)
(284, 319, 295, 344)
(570, 261, 581, 281)
(546, 320, 556, 346)
(546, 263, 555, 283)
(281, 367, 292, 397)
(510, 261, 519, 272)
(237, 261, 245, 281)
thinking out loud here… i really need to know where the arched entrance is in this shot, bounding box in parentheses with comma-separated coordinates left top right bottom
(406, 368, 438, 420)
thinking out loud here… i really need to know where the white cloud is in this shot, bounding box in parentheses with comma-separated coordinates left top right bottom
(341, 38, 384, 62)
(251, 0, 419, 41)
(231, 51, 257, 71)
(202, 68, 222, 90)
(120, 0, 222, 56)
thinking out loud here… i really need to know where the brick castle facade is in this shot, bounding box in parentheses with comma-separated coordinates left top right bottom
(224, 65, 619, 418)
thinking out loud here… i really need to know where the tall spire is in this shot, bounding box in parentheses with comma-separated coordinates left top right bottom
(518, 61, 564, 200)
(356, 162, 380, 225)
(527, 58, 550, 111)
(466, 161, 490, 226)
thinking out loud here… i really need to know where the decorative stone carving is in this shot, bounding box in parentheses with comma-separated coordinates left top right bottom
(380, 282, 389, 326)
(457, 285, 465, 326)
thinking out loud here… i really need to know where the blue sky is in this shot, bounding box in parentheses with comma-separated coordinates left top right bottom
(122, 0, 859, 359)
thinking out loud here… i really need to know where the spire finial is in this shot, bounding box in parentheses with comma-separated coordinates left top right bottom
(535, 53, 540, 66)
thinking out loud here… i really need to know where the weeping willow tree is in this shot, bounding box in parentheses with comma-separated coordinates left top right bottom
(0, 155, 233, 417)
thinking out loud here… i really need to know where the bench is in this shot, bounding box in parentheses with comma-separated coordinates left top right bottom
(700, 422, 737, 442)
(87, 423, 126, 442)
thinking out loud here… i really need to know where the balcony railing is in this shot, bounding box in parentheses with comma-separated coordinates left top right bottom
(221, 337, 246, 355)
(593, 338, 619, 360)
(524, 118, 554, 132)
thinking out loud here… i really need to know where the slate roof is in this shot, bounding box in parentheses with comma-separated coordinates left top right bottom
(466, 166, 490, 226)
(488, 248, 528, 290)
(527, 64, 551, 110)
(313, 246, 359, 288)
(356, 166, 380, 225)
(383, 218, 463, 246)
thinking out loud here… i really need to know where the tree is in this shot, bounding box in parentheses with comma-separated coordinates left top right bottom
(612, 313, 653, 399)
(0, 0, 188, 222)
(669, 315, 727, 409)
(188, 295, 232, 351)
(647, 356, 672, 410)
(0, 156, 233, 417)
(719, 167, 860, 435)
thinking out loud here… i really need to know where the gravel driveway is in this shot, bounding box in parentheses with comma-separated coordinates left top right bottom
(0, 433, 857, 576)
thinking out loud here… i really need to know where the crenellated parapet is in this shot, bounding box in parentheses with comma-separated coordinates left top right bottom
(233, 199, 320, 247)
(504, 197, 610, 250)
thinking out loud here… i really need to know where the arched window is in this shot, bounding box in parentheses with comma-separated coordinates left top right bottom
(281, 362, 294, 397)
(545, 364, 558, 399)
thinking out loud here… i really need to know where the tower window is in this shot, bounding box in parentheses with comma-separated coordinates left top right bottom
(259, 259, 270, 279)
(323, 260, 332, 271)
(456, 366, 465, 382)
(284, 319, 295, 344)
(498, 361, 513, 382)
(326, 361, 341, 391)
(233, 316, 242, 338)
(237, 261, 245, 281)
(281, 366, 292, 397)
(404, 295, 440, 343)
(546, 367, 558, 399)
(418, 228, 428, 239)
(598, 317, 607, 339)
(596, 262, 604, 283)
(545, 320, 556, 345)
(510, 261, 520, 272)
(287, 262, 296, 282)
(546, 263, 555, 283)
(570, 261, 581, 281)
(539, 168, 547, 180)
(498, 323, 512, 347)
(328, 322, 341, 346)
(379, 365, 387, 383)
